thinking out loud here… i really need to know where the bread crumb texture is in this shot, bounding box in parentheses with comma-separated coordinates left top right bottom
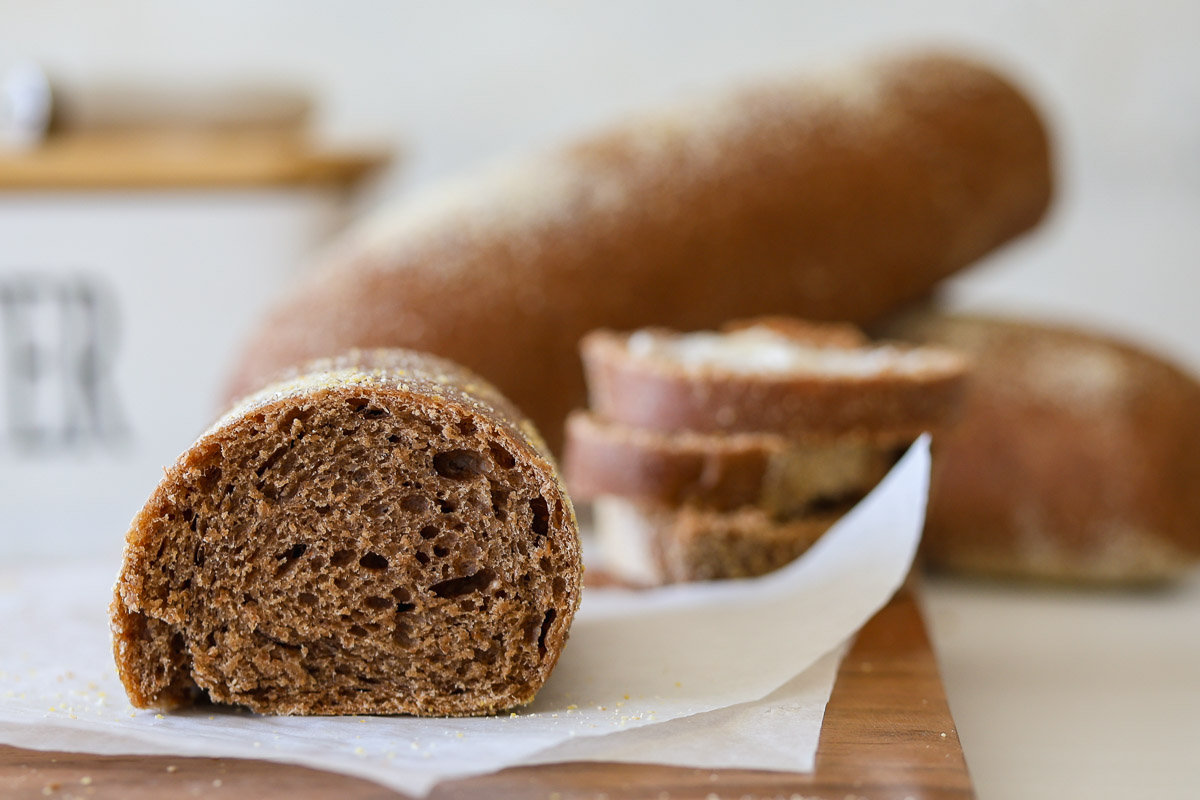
(111, 349, 581, 716)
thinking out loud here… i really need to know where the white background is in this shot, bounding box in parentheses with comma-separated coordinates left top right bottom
(2, 3, 1198, 799)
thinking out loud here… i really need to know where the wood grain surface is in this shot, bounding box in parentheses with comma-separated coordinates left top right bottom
(0, 131, 389, 190)
(0, 587, 972, 799)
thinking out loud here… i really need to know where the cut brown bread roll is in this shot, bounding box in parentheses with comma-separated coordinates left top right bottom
(880, 311, 1200, 583)
(581, 325, 967, 438)
(225, 51, 1052, 451)
(111, 349, 581, 716)
(594, 499, 844, 585)
(564, 410, 901, 516)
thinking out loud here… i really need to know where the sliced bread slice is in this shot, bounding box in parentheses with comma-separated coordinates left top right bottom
(564, 410, 900, 516)
(594, 498, 843, 585)
(580, 322, 966, 437)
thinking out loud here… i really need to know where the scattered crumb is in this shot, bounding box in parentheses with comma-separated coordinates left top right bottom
(166, 766, 177, 773)
(79, 777, 93, 785)
(212, 779, 223, 787)
(155, 714, 164, 719)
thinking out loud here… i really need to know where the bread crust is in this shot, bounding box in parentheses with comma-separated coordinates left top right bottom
(225, 52, 1052, 451)
(881, 311, 1200, 583)
(564, 410, 899, 514)
(580, 328, 967, 438)
(112, 349, 581, 715)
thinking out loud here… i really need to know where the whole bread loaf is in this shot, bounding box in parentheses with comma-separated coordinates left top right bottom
(881, 311, 1200, 583)
(112, 349, 581, 715)
(226, 51, 1052, 450)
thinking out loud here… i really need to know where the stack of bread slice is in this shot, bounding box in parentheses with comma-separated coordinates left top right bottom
(564, 319, 967, 585)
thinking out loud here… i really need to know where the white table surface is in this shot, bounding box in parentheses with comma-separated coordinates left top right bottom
(922, 572, 1200, 800)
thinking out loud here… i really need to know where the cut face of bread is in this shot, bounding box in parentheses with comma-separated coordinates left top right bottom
(582, 324, 966, 437)
(111, 350, 581, 716)
(564, 410, 900, 516)
(594, 498, 842, 584)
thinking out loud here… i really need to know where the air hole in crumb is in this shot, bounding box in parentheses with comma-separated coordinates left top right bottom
(395, 602, 415, 613)
(256, 444, 289, 477)
(360, 552, 389, 570)
(455, 418, 477, 436)
(348, 625, 368, 637)
(298, 592, 318, 606)
(552, 576, 566, 596)
(394, 623, 412, 648)
(363, 501, 390, 519)
(490, 489, 509, 520)
(430, 569, 495, 599)
(539, 556, 551, 572)
(495, 589, 508, 600)
(331, 482, 348, 496)
(537, 609, 557, 656)
(330, 549, 356, 567)
(365, 596, 391, 610)
(391, 586, 412, 603)
(362, 407, 389, 419)
(334, 577, 351, 590)
(488, 443, 516, 469)
(433, 545, 450, 558)
(439, 499, 457, 513)
(346, 397, 368, 410)
(402, 495, 430, 513)
(420, 525, 438, 540)
(415, 551, 430, 565)
(530, 496, 550, 537)
(387, 434, 401, 443)
(278, 543, 307, 561)
(433, 449, 489, 480)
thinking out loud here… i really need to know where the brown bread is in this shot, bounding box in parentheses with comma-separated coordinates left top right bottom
(225, 51, 1052, 451)
(594, 498, 843, 585)
(881, 311, 1200, 583)
(111, 349, 581, 715)
(580, 326, 967, 438)
(564, 410, 900, 515)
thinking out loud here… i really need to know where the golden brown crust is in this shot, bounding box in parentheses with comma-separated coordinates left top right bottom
(579, 327, 967, 438)
(225, 51, 1052, 451)
(112, 348, 581, 715)
(881, 311, 1200, 584)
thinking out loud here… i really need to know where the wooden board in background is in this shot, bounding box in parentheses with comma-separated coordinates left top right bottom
(0, 588, 972, 799)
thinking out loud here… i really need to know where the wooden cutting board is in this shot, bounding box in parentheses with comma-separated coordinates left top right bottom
(0, 587, 972, 799)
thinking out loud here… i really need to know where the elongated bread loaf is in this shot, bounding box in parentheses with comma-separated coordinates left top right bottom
(881, 311, 1200, 583)
(581, 325, 967, 437)
(226, 51, 1052, 450)
(111, 349, 581, 716)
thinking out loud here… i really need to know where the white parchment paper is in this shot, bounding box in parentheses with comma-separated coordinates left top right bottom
(0, 437, 929, 796)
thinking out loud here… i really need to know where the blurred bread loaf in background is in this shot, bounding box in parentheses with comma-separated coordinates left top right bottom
(225, 50, 1052, 450)
(880, 311, 1200, 584)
